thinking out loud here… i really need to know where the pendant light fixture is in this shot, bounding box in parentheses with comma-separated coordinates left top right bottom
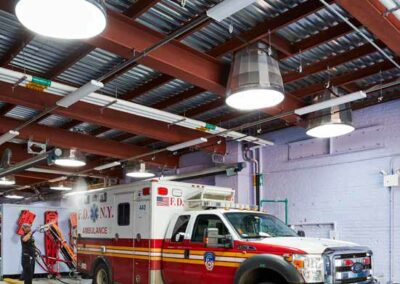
(126, 162, 155, 179)
(15, 0, 107, 39)
(226, 42, 285, 110)
(306, 87, 355, 139)
(0, 175, 16, 186)
(54, 149, 87, 168)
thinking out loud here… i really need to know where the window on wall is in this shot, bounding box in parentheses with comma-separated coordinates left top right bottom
(171, 215, 190, 243)
(118, 203, 130, 226)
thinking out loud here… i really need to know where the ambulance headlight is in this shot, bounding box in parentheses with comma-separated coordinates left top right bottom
(291, 254, 324, 283)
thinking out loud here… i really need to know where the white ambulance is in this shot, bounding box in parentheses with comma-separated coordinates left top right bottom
(75, 180, 377, 284)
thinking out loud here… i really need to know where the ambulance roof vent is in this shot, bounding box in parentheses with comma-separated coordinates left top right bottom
(185, 187, 235, 210)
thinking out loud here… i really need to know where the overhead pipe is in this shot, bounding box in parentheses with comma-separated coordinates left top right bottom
(388, 155, 400, 284)
(243, 145, 261, 208)
(319, 0, 400, 70)
(159, 163, 246, 182)
(0, 148, 62, 178)
(0, 148, 12, 169)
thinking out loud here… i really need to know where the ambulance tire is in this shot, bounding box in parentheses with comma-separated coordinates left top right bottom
(234, 254, 304, 284)
(93, 263, 112, 284)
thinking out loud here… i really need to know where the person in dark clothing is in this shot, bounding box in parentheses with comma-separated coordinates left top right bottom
(20, 223, 35, 284)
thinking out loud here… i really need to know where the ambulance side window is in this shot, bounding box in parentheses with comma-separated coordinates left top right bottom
(171, 215, 190, 243)
(118, 203, 130, 226)
(191, 214, 229, 243)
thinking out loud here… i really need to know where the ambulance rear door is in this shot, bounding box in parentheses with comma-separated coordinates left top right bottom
(132, 187, 151, 284)
(114, 192, 135, 284)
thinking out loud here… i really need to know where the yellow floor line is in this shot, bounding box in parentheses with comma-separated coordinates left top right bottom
(3, 278, 23, 284)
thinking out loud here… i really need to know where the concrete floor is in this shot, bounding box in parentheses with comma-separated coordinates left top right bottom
(0, 279, 91, 284)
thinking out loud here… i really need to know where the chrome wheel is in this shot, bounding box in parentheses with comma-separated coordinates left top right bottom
(96, 268, 108, 284)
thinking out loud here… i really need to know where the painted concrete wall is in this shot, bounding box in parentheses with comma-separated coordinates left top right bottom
(178, 99, 400, 283)
(258, 100, 400, 284)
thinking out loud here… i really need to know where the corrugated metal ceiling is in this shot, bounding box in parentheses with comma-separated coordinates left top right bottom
(0, 0, 397, 149)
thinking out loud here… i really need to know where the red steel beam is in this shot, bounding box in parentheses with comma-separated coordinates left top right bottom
(46, 45, 95, 80)
(0, 31, 34, 67)
(123, 74, 174, 101)
(288, 19, 362, 57)
(89, 11, 228, 96)
(291, 60, 397, 98)
(0, 116, 178, 167)
(0, 103, 15, 115)
(60, 120, 82, 130)
(0, 143, 123, 180)
(151, 87, 204, 110)
(337, 0, 400, 56)
(183, 99, 224, 118)
(207, 0, 334, 57)
(123, 0, 160, 19)
(0, 81, 226, 154)
(283, 41, 383, 84)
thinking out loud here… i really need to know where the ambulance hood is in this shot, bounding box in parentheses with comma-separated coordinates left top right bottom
(256, 237, 361, 254)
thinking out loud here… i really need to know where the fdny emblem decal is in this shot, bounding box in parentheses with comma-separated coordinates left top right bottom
(204, 252, 216, 271)
(90, 203, 99, 223)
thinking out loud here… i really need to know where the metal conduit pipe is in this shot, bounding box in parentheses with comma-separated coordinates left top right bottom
(0, 148, 62, 178)
(160, 163, 246, 182)
(242, 145, 260, 208)
(0, 148, 12, 169)
(319, 0, 400, 70)
(388, 155, 400, 284)
(0, 12, 211, 140)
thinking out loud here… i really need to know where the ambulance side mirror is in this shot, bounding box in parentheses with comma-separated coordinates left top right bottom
(175, 232, 185, 243)
(297, 230, 306, 237)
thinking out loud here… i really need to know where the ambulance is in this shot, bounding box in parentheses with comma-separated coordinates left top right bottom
(75, 180, 377, 284)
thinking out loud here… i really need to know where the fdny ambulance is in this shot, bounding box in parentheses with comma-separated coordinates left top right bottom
(75, 181, 377, 284)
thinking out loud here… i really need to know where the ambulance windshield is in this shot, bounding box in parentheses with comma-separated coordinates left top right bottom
(225, 213, 297, 238)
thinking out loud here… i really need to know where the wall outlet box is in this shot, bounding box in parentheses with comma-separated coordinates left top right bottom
(383, 174, 400, 187)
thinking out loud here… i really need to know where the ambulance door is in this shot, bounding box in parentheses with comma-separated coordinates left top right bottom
(132, 198, 151, 284)
(114, 193, 135, 284)
(185, 214, 235, 284)
(162, 214, 192, 284)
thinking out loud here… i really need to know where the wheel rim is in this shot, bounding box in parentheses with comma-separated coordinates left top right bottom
(96, 268, 108, 284)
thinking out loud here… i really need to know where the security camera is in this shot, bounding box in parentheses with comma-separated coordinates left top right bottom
(380, 170, 388, 176)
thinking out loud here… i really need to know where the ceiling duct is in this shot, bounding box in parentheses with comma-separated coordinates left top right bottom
(306, 87, 355, 138)
(226, 42, 285, 110)
(0, 148, 62, 178)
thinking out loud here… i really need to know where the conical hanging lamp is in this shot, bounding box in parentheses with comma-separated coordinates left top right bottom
(226, 42, 285, 110)
(306, 87, 355, 138)
(15, 0, 107, 39)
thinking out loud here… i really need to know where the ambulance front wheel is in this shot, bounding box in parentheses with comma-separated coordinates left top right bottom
(93, 263, 112, 284)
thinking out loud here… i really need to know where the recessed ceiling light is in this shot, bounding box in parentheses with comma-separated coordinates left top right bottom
(15, 0, 107, 39)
